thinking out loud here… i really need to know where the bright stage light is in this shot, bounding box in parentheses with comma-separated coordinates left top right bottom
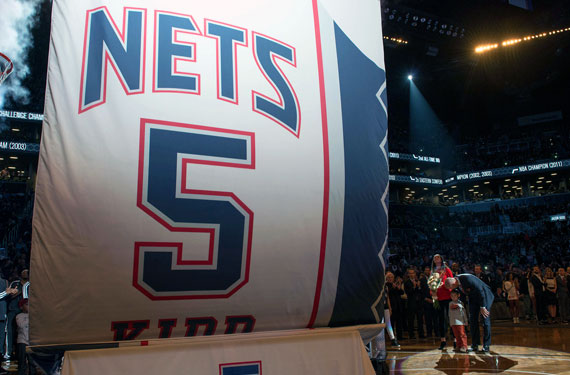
(408, 75, 413, 80)
(475, 25, 570, 54)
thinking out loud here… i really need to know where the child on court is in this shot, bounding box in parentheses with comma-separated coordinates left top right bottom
(449, 289, 469, 353)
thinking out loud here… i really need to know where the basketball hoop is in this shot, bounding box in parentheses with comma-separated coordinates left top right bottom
(0, 52, 14, 85)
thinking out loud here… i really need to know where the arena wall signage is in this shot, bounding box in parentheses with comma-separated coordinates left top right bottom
(389, 174, 443, 185)
(455, 159, 568, 181)
(391, 158, 569, 187)
(389, 152, 440, 164)
(0, 110, 44, 122)
(0, 141, 40, 153)
(31, 0, 388, 346)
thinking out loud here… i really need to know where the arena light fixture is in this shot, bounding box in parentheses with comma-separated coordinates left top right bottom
(503, 184, 509, 187)
(424, 187, 428, 190)
(408, 75, 413, 80)
(551, 172, 558, 176)
(384, 35, 409, 45)
(505, 178, 511, 181)
(474, 185, 479, 188)
(9, 156, 18, 159)
(484, 181, 490, 184)
(475, 43, 498, 53)
(7, 166, 15, 169)
(405, 187, 410, 190)
(546, 180, 552, 183)
(475, 26, 570, 54)
(538, 176, 544, 179)
(11, 128, 20, 132)
(451, 185, 457, 189)
(536, 180, 543, 183)
(514, 180, 520, 182)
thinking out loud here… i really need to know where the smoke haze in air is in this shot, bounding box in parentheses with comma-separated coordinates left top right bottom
(0, 0, 43, 109)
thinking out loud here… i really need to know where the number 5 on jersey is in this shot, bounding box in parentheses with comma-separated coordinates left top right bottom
(134, 118, 254, 300)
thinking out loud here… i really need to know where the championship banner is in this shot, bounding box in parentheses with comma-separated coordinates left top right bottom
(31, 0, 388, 345)
(61, 327, 376, 375)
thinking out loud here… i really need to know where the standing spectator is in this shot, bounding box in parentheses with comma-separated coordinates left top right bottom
(519, 268, 534, 320)
(421, 267, 437, 337)
(493, 268, 504, 298)
(473, 265, 491, 286)
(404, 268, 424, 339)
(20, 270, 29, 300)
(556, 268, 569, 323)
(385, 272, 404, 342)
(5, 274, 21, 360)
(451, 262, 461, 276)
(16, 299, 29, 375)
(448, 289, 469, 353)
(502, 273, 520, 323)
(0, 275, 8, 361)
(396, 275, 408, 334)
(530, 266, 547, 324)
(383, 284, 400, 348)
(544, 268, 557, 324)
(431, 254, 454, 350)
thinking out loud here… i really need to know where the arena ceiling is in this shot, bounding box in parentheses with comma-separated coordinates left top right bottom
(4, 0, 570, 144)
(382, 0, 570, 141)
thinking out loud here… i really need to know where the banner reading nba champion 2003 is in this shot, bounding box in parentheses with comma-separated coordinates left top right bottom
(31, 0, 389, 345)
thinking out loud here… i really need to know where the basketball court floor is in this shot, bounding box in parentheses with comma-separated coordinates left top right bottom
(384, 321, 570, 375)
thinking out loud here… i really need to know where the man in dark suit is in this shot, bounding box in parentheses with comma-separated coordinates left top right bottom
(445, 274, 494, 352)
(404, 268, 424, 339)
(529, 266, 547, 323)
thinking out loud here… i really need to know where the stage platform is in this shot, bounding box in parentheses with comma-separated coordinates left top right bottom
(383, 320, 570, 375)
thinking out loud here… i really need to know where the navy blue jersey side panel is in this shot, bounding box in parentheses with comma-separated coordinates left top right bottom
(329, 23, 388, 326)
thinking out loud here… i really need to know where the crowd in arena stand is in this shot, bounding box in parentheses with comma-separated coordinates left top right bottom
(383, 260, 570, 349)
(0, 184, 32, 373)
(388, 123, 570, 175)
(1, 161, 570, 360)
(0, 129, 38, 144)
(386, 196, 570, 349)
(0, 189, 28, 243)
(454, 128, 570, 174)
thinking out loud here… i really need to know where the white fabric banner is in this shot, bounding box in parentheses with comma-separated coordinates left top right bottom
(32, 0, 389, 345)
(62, 327, 375, 375)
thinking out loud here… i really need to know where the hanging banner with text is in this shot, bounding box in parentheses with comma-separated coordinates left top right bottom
(31, 0, 388, 345)
(61, 327, 375, 375)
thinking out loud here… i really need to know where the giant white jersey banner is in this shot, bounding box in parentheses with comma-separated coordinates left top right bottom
(31, 0, 389, 345)
(61, 327, 376, 375)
